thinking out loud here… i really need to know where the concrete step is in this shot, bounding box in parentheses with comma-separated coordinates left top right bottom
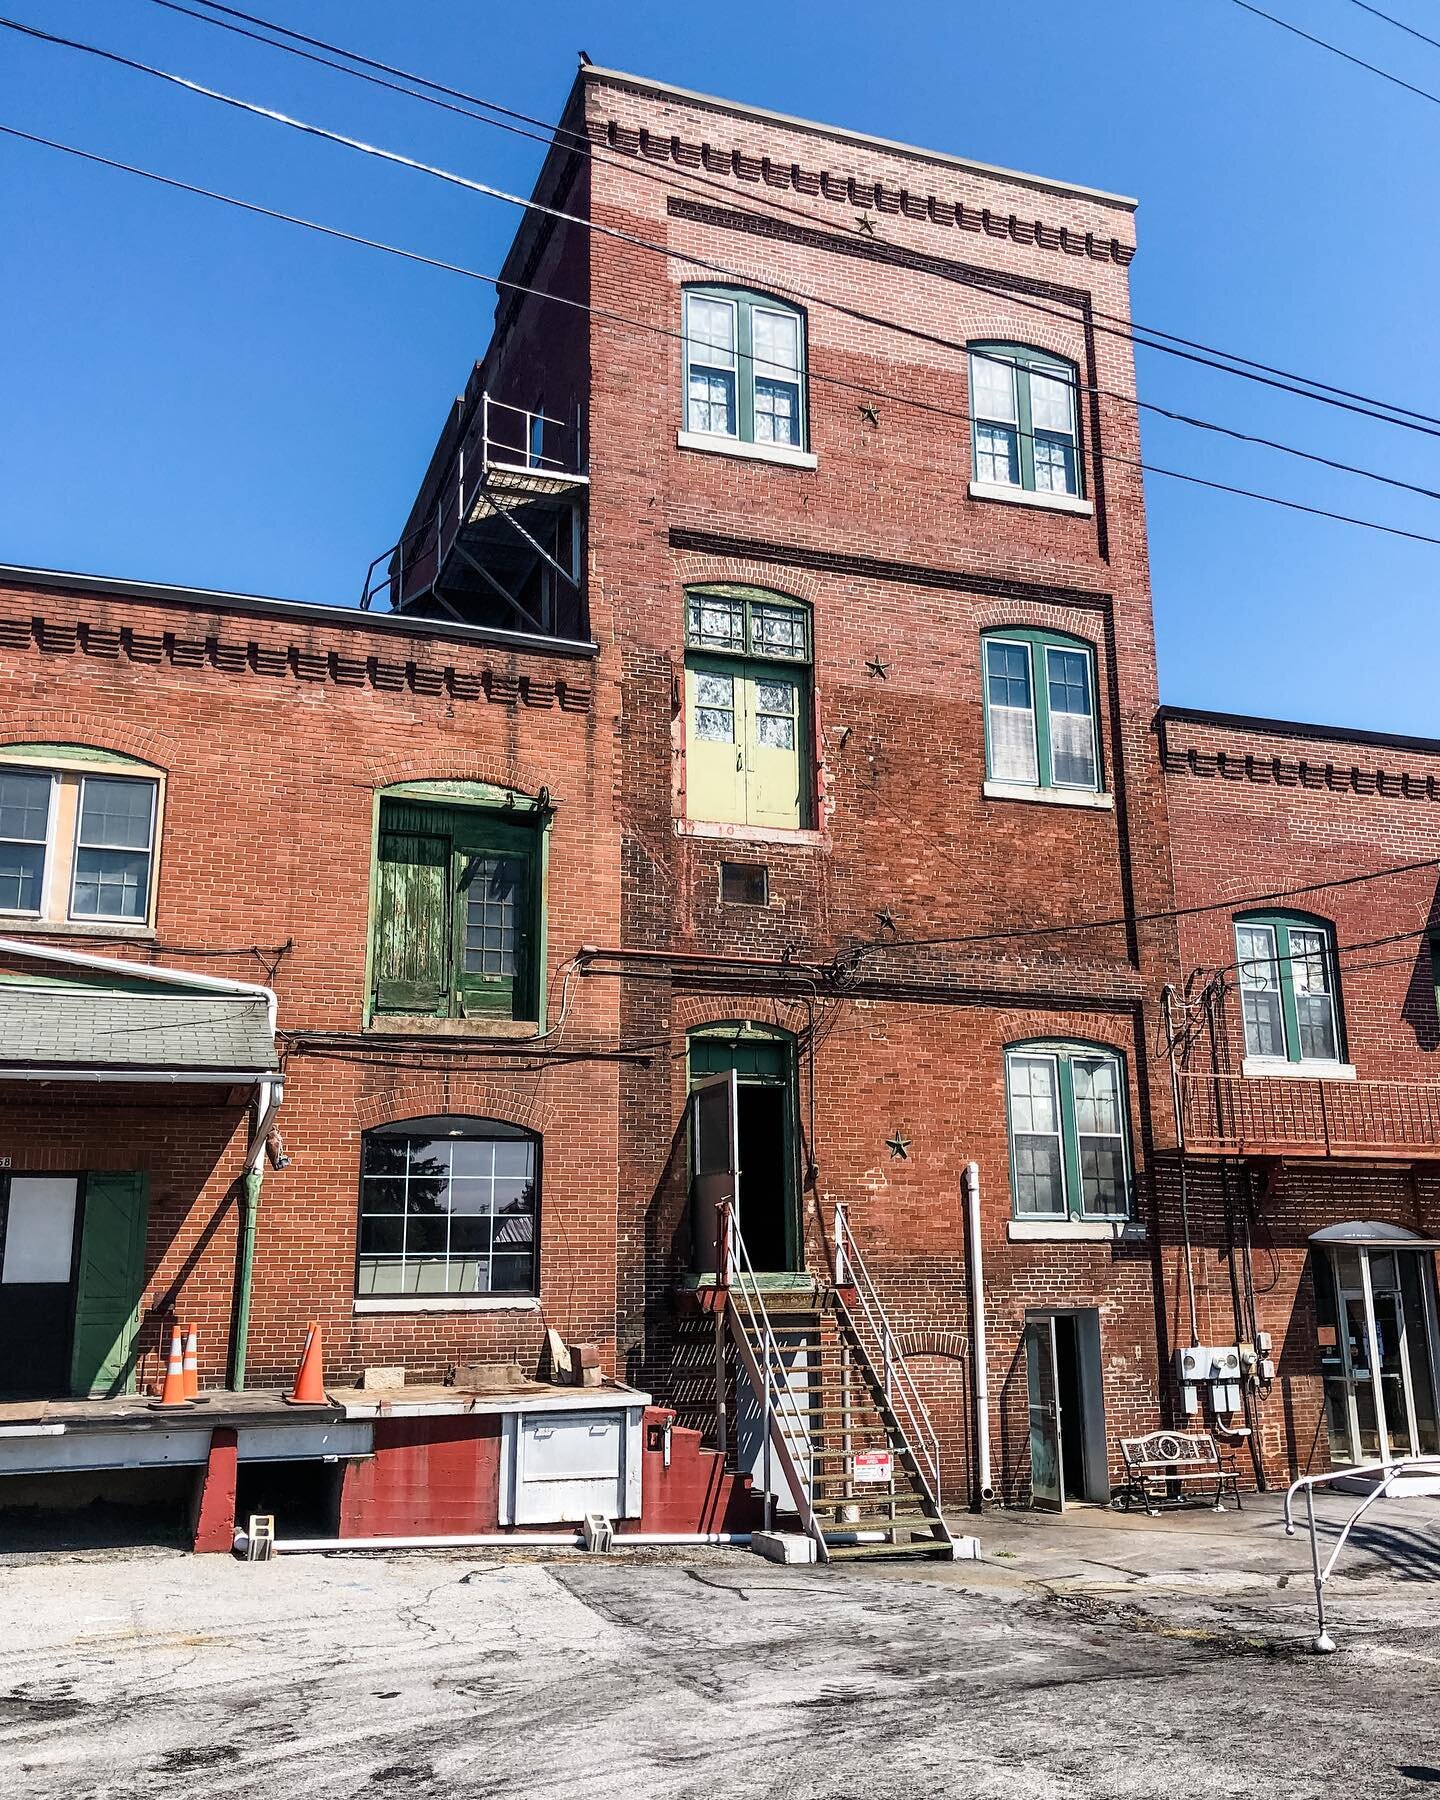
(824, 1536, 956, 1563)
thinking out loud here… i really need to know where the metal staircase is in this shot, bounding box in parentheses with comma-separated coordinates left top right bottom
(717, 1201, 957, 1562)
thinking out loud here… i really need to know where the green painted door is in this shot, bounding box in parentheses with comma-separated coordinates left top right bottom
(69, 1172, 148, 1397)
(374, 817, 451, 1014)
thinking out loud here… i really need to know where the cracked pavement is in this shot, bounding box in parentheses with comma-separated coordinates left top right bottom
(3, 1494, 1439, 1798)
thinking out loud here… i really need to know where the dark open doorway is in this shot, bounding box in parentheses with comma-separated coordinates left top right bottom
(688, 1026, 800, 1277)
(737, 1083, 789, 1272)
(1054, 1313, 1088, 1502)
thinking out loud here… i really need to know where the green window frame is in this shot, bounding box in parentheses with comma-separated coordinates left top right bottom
(1234, 912, 1345, 1065)
(684, 587, 812, 831)
(1005, 1043, 1131, 1221)
(982, 628, 1100, 792)
(969, 343, 1082, 497)
(369, 792, 545, 1023)
(683, 287, 808, 450)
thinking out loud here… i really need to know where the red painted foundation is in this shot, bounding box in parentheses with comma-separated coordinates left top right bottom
(338, 1417, 505, 1537)
(190, 1427, 239, 1554)
(634, 1407, 761, 1534)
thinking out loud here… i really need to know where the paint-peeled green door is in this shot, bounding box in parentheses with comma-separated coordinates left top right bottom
(70, 1172, 148, 1397)
(374, 814, 451, 1014)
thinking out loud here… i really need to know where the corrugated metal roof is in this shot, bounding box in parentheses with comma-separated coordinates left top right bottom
(0, 985, 278, 1076)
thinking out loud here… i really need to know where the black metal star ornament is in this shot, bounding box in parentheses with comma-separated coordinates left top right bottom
(857, 402, 880, 427)
(855, 212, 877, 236)
(886, 1130, 911, 1160)
(865, 656, 890, 680)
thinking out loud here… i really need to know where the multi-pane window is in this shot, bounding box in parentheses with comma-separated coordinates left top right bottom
(0, 757, 160, 924)
(1235, 915, 1343, 1065)
(684, 587, 811, 831)
(683, 289, 807, 451)
(372, 796, 541, 1021)
(1006, 1045, 1131, 1220)
(357, 1117, 538, 1298)
(969, 345, 1082, 498)
(982, 630, 1100, 792)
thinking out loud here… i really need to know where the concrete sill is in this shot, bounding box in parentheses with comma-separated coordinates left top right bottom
(365, 1017, 543, 1039)
(1008, 1219, 1145, 1243)
(677, 819, 825, 848)
(676, 430, 818, 471)
(0, 919, 157, 941)
(968, 480, 1093, 517)
(1241, 1058, 1357, 1082)
(354, 1296, 541, 1315)
(983, 780, 1113, 811)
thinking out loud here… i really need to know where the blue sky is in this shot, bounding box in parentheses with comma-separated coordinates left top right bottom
(1, 1, 1436, 735)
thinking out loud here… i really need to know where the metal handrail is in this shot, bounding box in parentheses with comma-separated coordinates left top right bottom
(833, 1203, 944, 1520)
(720, 1200, 826, 1559)
(1283, 1454, 1440, 1651)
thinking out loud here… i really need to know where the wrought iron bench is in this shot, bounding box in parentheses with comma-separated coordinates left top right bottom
(1116, 1430, 1242, 1515)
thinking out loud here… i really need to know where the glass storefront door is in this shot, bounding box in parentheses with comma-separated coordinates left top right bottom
(1314, 1242, 1440, 1465)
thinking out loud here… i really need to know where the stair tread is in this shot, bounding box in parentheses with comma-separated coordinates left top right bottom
(824, 1539, 955, 1562)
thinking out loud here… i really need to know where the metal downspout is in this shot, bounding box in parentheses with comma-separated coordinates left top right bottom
(1162, 986, 1200, 1348)
(231, 1080, 282, 1391)
(963, 1161, 994, 1505)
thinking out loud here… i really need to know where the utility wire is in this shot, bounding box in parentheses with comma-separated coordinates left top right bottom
(1229, 0, 1440, 107)
(11, 118, 1440, 555)
(151, 0, 1440, 437)
(1344, 0, 1440, 57)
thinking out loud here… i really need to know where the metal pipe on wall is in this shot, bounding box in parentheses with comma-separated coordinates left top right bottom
(963, 1161, 995, 1505)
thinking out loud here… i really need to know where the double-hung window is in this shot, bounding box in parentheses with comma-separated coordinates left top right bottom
(683, 288, 807, 451)
(1234, 913, 1344, 1067)
(371, 794, 543, 1022)
(357, 1116, 539, 1299)
(982, 629, 1100, 793)
(1006, 1044, 1131, 1220)
(970, 344, 1082, 498)
(0, 751, 161, 926)
(684, 587, 811, 831)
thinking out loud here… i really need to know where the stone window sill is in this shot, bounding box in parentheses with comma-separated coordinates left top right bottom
(1008, 1218, 1145, 1243)
(677, 819, 825, 848)
(1241, 1058, 1357, 1082)
(354, 1296, 541, 1314)
(983, 780, 1114, 811)
(969, 479, 1093, 517)
(366, 1017, 543, 1039)
(677, 430, 818, 470)
(0, 918, 157, 941)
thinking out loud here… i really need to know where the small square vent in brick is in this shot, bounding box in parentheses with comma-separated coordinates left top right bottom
(720, 862, 769, 906)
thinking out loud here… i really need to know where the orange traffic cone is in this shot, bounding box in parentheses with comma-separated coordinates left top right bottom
(148, 1324, 187, 1409)
(285, 1320, 327, 1406)
(182, 1324, 209, 1403)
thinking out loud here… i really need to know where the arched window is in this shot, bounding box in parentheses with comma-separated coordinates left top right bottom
(969, 344, 1082, 499)
(1005, 1042, 1130, 1220)
(981, 628, 1100, 793)
(357, 1116, 539, 1299)
(683, 287, 808, 451)
(1234, 912, 1345, 1067)
(684, 586, 812, 830)
(0, 744, 163, 927)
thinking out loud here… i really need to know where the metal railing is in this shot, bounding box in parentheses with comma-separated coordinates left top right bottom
(1283, 1455, 1440, 1651)
(1179, 1070, 1440, 1159)
(718, 1199, 826, 1559)
(360, 392, 586, 614)
(833, 1202, 945, 1524)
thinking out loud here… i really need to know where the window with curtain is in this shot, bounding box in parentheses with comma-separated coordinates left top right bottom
(1006, 1045, 1131, 1220)
(1234, 914, 1344, 1065)
(982, 630, 1100, 792)
(969, 344, 1082, 498)
(683, 289, 807, 451)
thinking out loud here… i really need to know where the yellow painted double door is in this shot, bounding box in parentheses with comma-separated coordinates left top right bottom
(685, 655, 805, 830)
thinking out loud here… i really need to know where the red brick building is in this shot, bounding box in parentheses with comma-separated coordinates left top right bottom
(0, 62, 1249, 1546)
(1159, 706, 1440, 1491)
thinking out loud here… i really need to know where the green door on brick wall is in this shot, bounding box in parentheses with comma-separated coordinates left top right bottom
(70, 1172, 149, 1397)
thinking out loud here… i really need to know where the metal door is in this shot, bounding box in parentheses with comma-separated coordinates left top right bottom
(1025, 1315, 1064, 1511)
(691, 1070, 739, 1277)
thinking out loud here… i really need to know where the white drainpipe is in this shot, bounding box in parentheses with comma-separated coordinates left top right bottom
(964, 1161, 995, 1504)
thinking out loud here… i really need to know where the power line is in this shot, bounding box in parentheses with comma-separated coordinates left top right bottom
(13, 9, 1440, 511)
(155, 0, 1440, 437)
(11, 118, 1440, 557)
(849, 855, 1440, 959)
(1344, 0, 1440, 57)
(1229, 0, 1440, 107)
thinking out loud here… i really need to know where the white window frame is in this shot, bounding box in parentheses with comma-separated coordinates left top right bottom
(69, 774, 159, 924)
(684, 292, 740, 442)
(1043, 643, 1100, 792)
(0, 768, 58, 919)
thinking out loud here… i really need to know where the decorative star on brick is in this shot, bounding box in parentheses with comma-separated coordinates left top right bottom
(886, 1131, 911, 1160)
(865, 656, 890, 680)
(855, 212, 877, 236)
(857, 402, 880, 427)
(875, 908, 897, 933)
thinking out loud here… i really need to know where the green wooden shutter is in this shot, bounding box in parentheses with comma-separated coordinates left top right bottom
(374, 803, 452, 1014)
(69, 1172, 148, 1397)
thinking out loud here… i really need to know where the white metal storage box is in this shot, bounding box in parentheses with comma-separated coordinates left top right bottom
(498, 1401, 644, 1524)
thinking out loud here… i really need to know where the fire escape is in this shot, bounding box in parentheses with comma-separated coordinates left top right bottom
(362, 394, 588, 641)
